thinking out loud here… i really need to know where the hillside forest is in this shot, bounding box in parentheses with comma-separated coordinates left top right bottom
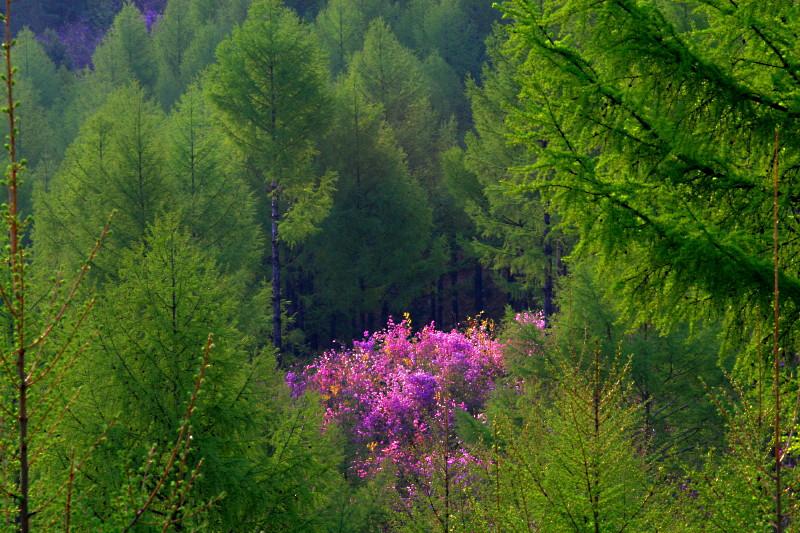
(0, 0, 798, 531)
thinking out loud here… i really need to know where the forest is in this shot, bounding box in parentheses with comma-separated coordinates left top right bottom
(0, 0, 797, 531)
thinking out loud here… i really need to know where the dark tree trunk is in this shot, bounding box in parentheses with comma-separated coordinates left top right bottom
(436, 276, 444, 327)
(542, 211, 555, 325)
(450, 269, 459, 327)
(271, 182, 282, 356)
(429, 286, 437, 326)
(474, 264, 484, 314)
(381, 300, 389, 325)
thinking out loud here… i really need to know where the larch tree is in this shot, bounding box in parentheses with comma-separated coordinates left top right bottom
(207, 0, 335, 354)
(34, 83, 167, 279)
(348, 19, 439, 181)
(57, 215, 266, 529)
(15, 27, 60, 109)
(162, 82, 263, 279)
(92, 2, 156, 91)
(153, 0, 195, 108)
(501, 0, 800, 328)
(0, 4, 204, 531)
(452, 27, 565, 316)
(501, 1, 800, 527)
(4, 29, 66, 213)
(306, 76, 436, 339)
(483, 351, 669, 532)
(313, 0, 381, 74)
(153, 0, 254, 109)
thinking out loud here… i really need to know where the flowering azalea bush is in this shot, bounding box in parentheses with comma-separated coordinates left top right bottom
(288, 318, 505, 484)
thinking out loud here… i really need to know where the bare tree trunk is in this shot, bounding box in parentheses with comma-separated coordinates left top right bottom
(436, 276, 444, 327)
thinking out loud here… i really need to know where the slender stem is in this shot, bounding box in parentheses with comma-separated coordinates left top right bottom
(772, 127, 782, 533)
(3, 2, 29, 531)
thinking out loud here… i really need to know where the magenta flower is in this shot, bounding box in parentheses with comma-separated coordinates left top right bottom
(295, 318, 505, 487)
(514, 310, 546, 329)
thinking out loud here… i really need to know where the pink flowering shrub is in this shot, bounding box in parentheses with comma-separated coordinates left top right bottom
(514, 310, 546, 329)
(288, 318, 504, 485)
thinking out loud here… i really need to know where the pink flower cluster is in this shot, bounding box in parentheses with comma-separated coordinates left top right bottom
(514, 310, 546, 329)
(289, 318, 504, 481)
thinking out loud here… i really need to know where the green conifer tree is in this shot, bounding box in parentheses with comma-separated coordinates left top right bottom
(92, 2, 156, 91)
(483, 351, 669, 532)
(348, 19, 438, 180)
(207, 0, 335, 353)
(500, 0, 800, 327)
(34, 83, 167, 278)
(162, 82, 263, 278)
(305, 77, 436, 338)
(153, 0, 254, 109)
(456, 27, 566, 315)
(57, 216, 299, 529)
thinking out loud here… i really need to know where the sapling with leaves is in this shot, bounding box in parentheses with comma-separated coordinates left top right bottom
(0, 2, 105, 528)
(681, 375, 800, 532)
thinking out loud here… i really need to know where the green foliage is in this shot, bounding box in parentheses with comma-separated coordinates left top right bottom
(500, 0, 800, 330)
(52, 216, 345, 529)
(314, 0, 372, 74)
(56, 216, 257, 527)
(21, 0, 794, 529)
(15, 28, 61, 108)
(397, 0, 486, 79)
(682, 381, 800, 531)
(153, 0, 253, 109)
(482, 348, 670, 532)
(459, 26, 564, 305)
(92, 2, 156, 90)
(152, 0, 196, 107)
(208, 0, 332, 191)
(34, 83, 167, 278)
(162, 82, 263, 277)
(304, 77, 437, 338)
(549, 259, 727, 462)
(348, 19, 438, 179)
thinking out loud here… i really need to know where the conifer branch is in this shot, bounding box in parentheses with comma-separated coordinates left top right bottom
(123, 333, 213, 532)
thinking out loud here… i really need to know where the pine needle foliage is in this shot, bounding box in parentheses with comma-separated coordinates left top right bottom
(499, 0, 800, 331)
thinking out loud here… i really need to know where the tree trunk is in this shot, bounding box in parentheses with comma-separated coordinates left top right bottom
(450, 269, 459, 327)
(436, 276, 444, 327)
(271, 182, 282, 356)
(474, 264, 484, 314)
(542, 211, 555, 325)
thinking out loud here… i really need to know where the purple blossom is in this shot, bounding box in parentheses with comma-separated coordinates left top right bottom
(285, 371, 306, 399)
(515, 310, 546, 329)
(298, 318, 507, 488)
